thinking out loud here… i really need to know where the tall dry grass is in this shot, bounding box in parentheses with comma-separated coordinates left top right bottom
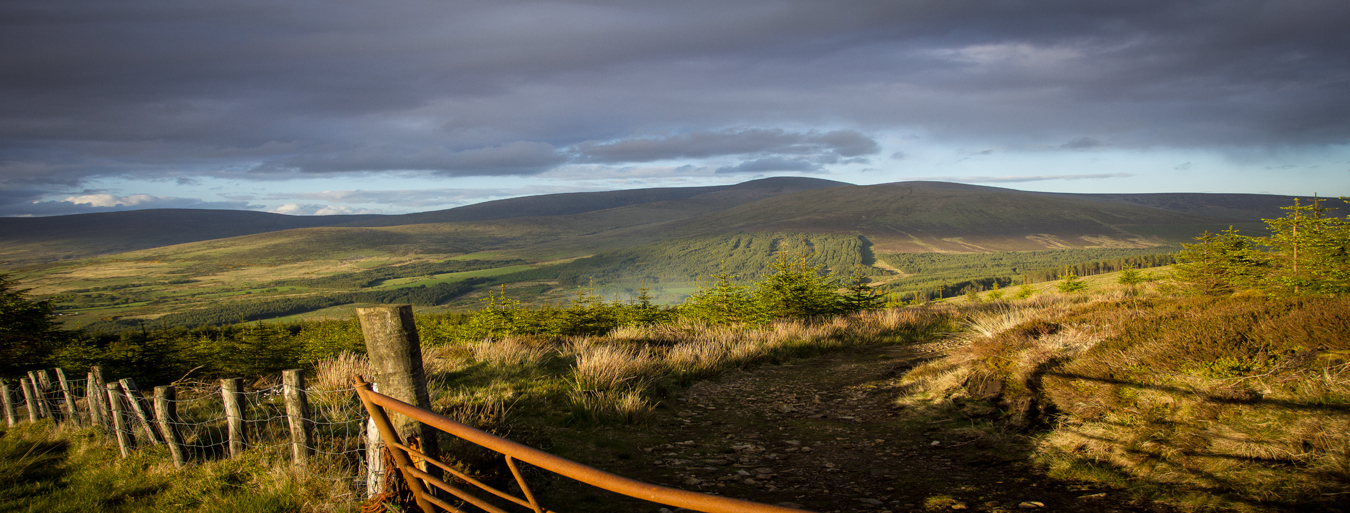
(892, 289, 1350, 511)
(571, 338, 656, 391)
(468, 337, 551, 368)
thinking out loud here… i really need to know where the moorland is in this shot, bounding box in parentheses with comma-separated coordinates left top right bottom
(0, 177, 1303, 332)
(1, 178, 1347, 512)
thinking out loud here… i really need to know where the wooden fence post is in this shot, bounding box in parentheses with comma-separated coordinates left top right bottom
(119, 378, 164, 445)
(154, 386, 188, 467)
(1, 380, 15, 427)
(106, 382, 134, 457)
(20, 378, 39, 422)
(54, 368, 77, 425)
(282, 369, 314, 465)
(365, 383, 385, 498)
(86, 371, 103, 428)
(90, 367, 111, 429)
(36, 370, 54, 419)
(356, 304, 441, 481)
(27, 371, 50, 419)
(221, 378, 246, 458)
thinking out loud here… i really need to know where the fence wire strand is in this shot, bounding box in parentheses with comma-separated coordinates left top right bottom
(2, 371, 374, 506)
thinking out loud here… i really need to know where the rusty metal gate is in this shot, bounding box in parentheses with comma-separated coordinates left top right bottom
(354, 376, 813, 513)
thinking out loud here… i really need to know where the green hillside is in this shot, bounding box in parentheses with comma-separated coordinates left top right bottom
(495, 232, 886, 296)
(662, 182, 1248, 253)
(8, 178, 1312, 330)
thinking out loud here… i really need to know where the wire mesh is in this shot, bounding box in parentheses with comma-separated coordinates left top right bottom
(3, 370, 376, 506)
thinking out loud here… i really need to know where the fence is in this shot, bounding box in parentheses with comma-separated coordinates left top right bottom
(0, 304, 814, 512)
(1, 366, 376, 502)
(355, 376, 810, 513)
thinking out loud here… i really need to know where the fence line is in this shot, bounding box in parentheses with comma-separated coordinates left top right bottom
(1, 367, 375, 504)
(0, 305, 814, 512)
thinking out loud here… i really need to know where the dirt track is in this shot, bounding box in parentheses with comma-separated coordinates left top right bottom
(537, 343, 1175, 513)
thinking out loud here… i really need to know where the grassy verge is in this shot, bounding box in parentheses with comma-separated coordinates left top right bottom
(0, 422, 353, 513)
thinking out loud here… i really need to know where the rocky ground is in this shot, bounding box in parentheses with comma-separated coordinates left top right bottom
(534, 342, 1179, 513)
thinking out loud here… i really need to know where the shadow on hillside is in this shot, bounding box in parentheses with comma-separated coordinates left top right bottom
(1046, 371, 1350, 413)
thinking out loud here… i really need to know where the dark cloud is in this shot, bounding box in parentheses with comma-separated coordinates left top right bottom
(266, 141, 566, 175)
(0, 0, 1347, 213)
(1061, 137, 1105, 150)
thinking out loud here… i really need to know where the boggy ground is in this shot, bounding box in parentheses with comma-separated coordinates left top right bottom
(533, 342, 1177, 513)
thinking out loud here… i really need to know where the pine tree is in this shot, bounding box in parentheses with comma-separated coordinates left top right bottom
(1013, 275, 1035, 299)
(839, 275, 885, 312)
(1, 272, 64, 376)
(986, 280, 1004, 301)
(1172, 227, 1267, 295)
(752, 246, 840, 319)
(1056, 268, 1088, 293)
(683, 265, 765, 326)
(1261, 197, 1349, 295)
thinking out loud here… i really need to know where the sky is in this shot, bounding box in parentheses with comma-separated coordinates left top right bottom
(2, 0, 1349, 217)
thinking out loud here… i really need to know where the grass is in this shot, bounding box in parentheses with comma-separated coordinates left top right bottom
(373, 265, 536, 288)
(12, 267, 1348, 511)
(891, 277, 1350, 511)
(0, 421, 353, 513)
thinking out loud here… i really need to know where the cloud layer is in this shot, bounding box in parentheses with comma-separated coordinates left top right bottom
(2, 0, 1347, 215)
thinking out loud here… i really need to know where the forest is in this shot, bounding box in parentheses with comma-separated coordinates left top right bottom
(878, 247, 1178, 299)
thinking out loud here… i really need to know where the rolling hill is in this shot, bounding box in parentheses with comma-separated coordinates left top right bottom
(4, 177, 1324, 330)
(0, 209, 381, 266)
(0, 177, 847, 267)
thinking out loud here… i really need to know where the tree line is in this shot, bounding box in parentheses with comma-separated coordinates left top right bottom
(1173, 197, 1349, 296)
(878, 248, 1177, 300)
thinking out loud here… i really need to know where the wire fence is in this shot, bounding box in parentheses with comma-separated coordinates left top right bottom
(1, 367, 378, 506)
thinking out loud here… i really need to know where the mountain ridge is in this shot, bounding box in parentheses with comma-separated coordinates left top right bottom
(1, 178, 1321, 268)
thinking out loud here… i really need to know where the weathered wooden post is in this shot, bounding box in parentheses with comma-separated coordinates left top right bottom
(54, 368, 77, 425)
(355, 304, 441, 481)
(154, 386, 188, 467)
(20, 377, 39, 422)
(85, 371, 104, 427)
(90, 367, 112, 428)
(221, 378, 246, 458)
(119, 378, 164, 444)
(282, 369, 314, 465)
(1, 380, 16, 427)
(105, 382, 133, 457)
(36, 370, 55, 419)
(365, 383, 385, 498)
(27, 370, 50, 419)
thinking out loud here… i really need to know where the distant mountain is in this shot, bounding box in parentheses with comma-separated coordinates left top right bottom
(1056, 192, 1325, 222)
(0, 177, 848, 267)
(339, 176, 848, 227)
(0, 209, 380, 266)
(1, 177, 1318, 269)
(653, 182, 1285, 252)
